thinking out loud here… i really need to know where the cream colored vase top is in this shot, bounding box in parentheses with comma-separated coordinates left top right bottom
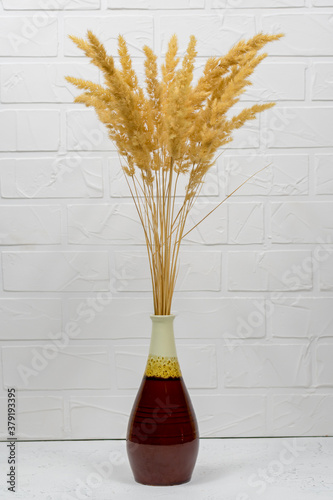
(144, 315, 182, 379)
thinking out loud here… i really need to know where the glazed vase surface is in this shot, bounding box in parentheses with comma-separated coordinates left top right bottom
(126, 315, 199, 486)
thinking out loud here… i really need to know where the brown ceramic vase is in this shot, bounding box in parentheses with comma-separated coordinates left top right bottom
(126, 315, 199, 486)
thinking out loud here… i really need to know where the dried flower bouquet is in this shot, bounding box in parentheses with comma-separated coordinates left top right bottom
(66, 31, 283, 315)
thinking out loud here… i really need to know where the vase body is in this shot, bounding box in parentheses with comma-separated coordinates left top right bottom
(126, 315, 199, 486)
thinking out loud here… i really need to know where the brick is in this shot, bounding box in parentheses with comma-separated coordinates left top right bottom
(212, 0, 304, 6)
(315, 342, 333, 386)
(271, 202, 333, 243)
(0, 158, 103, 199)
(109, 156, 219, 198)
(108, 0, 205, 7)
(3, 0, 100, 8)
(180, 343, 217, 389)
(272, 395, 333, 436)
(223, 155, 309, 197)
(228, 202, 264, 244)
(67, 297, 152, 339)
(264, 108, 333, 148)
(0, 396, 64, 440)
(174, 297, 266, 339)
(312, 0, 333, 5)
(114, 251, 221, 291)
(0, 111, 16, 151)
(223, 343, 311, 387)
(17, 397, 64, 439)
(243, 63, 306, 102)
(319, 251, 333, 291)
(183, 203, 227, 245)
(228, 251, 312, 291)
(160, 15, 256, 56)
(263, 15, 333, 56)
(0, 16, 58, 57)
(64, 17, 153, 57)
(2, 345, 111, 390)
(1, 63, 99, 103)
(67, 110, 113, 151)
(193, 395, 266, 437)
(69, 396, 132, 439)
(0, 110, 60, 152)
(0, 299, 62, 340)
(115, 344, 217, 389)
(19, 110, 60, 151)
(270, 298, 333, 338)
(312, 63, 333, 100)
(0, 205, 61, 245)
(2, 252, 110, 291)
(0, 399, 8, 438)
(114, 345, 147, 388)
(68, 204, 144, 245)
(315, 155, 333, 195)
(228, 118, 260, 149)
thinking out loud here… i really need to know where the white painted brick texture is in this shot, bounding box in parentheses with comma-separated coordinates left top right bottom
(1, 64, 100, 103)
(0, 299, 62, 340)
(64, 17, 154, 57)
(2, 252, 110, 291)
(0, 16, 58, 57)
(2, 345, 111, 390)
(0, 205, 62, 245)
(213, 0, 305, 7)
(0, 2, 333, 441)
(3, 0, 101, 9)
(0, 158, 104, 198)
(0, 110, 60, 151)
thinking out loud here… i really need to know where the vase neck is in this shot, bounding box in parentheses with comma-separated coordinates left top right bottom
(148, 315, 177, 357)
(145, 315, 182, 379)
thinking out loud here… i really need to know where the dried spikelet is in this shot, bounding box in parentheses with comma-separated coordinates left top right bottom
(65, 76, 106, 95)
(66, 30, 284, 315)
(117, 35, 138, 90)
(191, 33, 283, 113)
(68, 34, 95, 58)
(143, 44, 163, 140)
(165, 35, 197, 163)
(228, 102, 275, 132)
(161, 34, 180, 87)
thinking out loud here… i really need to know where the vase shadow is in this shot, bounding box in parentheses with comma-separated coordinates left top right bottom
(115, 462, 225, 487)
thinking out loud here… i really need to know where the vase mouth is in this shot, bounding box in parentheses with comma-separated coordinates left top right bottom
(150, 314, 175, 321)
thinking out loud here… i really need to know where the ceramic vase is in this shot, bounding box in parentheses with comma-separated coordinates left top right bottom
(126, 314, 199, 486)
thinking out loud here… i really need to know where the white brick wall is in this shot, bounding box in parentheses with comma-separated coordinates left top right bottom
(0, 2, 333, 441)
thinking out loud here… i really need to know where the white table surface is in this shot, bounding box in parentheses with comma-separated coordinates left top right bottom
(0, 438, 332, 500)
